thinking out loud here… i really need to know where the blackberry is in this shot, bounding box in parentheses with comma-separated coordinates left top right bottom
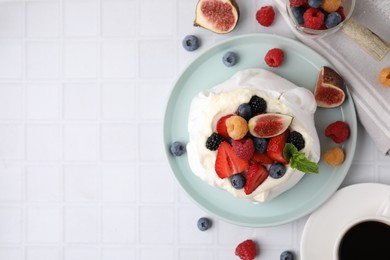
(249, 95, 267, 114)
(205, 133, 224, 151)
(287, 131, 305, 150)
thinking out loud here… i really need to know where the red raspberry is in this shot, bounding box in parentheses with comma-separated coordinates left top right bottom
(264, 48, 284, 68)
(256, 6, 275, 27)
(235, 239, 257, 260)
(232, 139, 254, 161)
(336, 6, 346, 21)
(325, 121, 350, 143)
(303, 8, 325, 30)
(289, 0, 308, 7)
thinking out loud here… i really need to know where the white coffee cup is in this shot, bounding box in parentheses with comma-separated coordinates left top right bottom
(333, 196, 390, 260)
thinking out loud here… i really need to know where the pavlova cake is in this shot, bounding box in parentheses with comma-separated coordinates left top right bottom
(186, 68, 321, 202)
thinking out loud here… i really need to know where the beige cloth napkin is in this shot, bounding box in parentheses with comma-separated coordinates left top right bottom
(275, 0, 390, 155)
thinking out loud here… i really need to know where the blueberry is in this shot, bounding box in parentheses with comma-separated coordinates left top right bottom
(325, 12, 342, 28)
(253, 138, 268, 153)
(237, 103, 252, 121)
(170, 141, 186, 156)
(197, 217, 211, 231)
(269, 162, 286, 179)
(280, 250, 295, 260)
(222, 51, 238, 67)
(308, 0, 322, 8)
(291, 6, 305, 25)
(182, 35, 200, 52)
(230, 174, 246, 189)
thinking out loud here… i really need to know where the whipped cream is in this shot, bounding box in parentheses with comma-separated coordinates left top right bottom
(187, 69, 321, 202)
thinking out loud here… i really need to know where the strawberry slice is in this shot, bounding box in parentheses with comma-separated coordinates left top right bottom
(244, 163, 269, 195)
(216, 114, 233, 140)
(251, 152, 273, 165)
(266, 130, 289, 164)
(215, 142, 249, 179)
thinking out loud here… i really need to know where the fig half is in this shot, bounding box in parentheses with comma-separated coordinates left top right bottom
(248, 113, 293, 138)
(194, 0, 239, 34)
(314, 66, 346, 108)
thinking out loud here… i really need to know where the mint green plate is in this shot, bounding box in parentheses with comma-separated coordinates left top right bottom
(164, 34, 357, 227)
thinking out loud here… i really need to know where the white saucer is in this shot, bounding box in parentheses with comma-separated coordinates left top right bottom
(301, 183, 390, 260)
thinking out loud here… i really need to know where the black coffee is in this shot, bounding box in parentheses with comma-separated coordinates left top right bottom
(338, 220, 390, 260)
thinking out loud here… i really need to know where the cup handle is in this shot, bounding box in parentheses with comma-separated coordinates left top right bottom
(376, 195, 390, 217)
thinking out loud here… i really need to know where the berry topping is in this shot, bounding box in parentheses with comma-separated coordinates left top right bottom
(308, 0, 322, 8)
(170, 141, 186, 156)
(264, 48, 285, 68)
(222, 51, 238, 67)
(325, 121, 350, 143)
(215, 142, 249, 179)
(267, 130, 289, 164)
(235, 239, 257, 260)
(320, 0, 341, 12)
(244, 163, 269, 195)
(269, 162, 287, 179)
(216, 114, 233, 140)
(232, 139, 255, 161)
(256, 6, 275, 27)
(289, 0, 307, 7)
(287, 131, 305, 150)
(323, 146, 345, 166)
(280, 250, 295, 260)
(197, 217, 211, 231)
(325, 11, 341, 28)
(249, 95, 267, 114)
(237, 103, 253, 121)
(251, 152, 273, 165)
(182, 35, 200, 52)
(231, 174, 246, 189)
(226, 115, 249, 140)
(303, 8, 325, 30)
(205, 132, 224, 151)
(253, 137, 268, 153)
(291, 6, 306, 25)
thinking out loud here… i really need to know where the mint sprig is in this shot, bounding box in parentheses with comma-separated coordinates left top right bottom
(283, 143, 319, 174)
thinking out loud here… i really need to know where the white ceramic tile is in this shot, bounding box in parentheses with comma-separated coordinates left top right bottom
(177, 2, 198, 37)
(139, 1, 175, 37)
(101, 0, 136, 37)
(216, 249, 238, 260)
(340, 164, 375, 188)
(0, 165, 22, 201)
(138, 80, 171, 120)
(255, 223, 294, 248)
(139, 248, 174, 260)
(179, 248, 214, 260)
(217, 221, 255, 245)
(26, 165, 60, 202)
(0, 247, 22, 260)
(139, 164, 175, 203)
(26, 125, 61, 161)
(63, 40, 98, 79)
(64, 207, 98, 243)
(64, 165, 98, 202)
(138, 123, 165, 161)
(101, 40, 136, 78)
(63, 125, 98, 161)
(101, 207, 136, 243)
(26, 82, 61, 119)
(0, 2, 24, 38)
(0, 83, 23, 119)
(64, 247, 98, 260)
(0, 124, 24, 160)
(378, 165, 390, 184)
(63, 83, 98, 120)
(0, 207, 22, 243)
(101, 164, 136, 202)
(26, 1, 60, 37)
(101, 248, 136, 260)
(63, 0, 98, 37)
(26, 41, 60, 79)
(101, 124, 137, 161)
(26, 247, 61, 260)
(178, 206, 213, 245)
(138, 40, 175, 78)
(27, 206, 61, 243)
(139, 206, 174, 244)
(0, 41, 23, 79)
(101, 82, 136, 120)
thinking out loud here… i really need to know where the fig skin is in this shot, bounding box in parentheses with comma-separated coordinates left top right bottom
(194, 0, 240, 34)
(314, 66, 346, 108)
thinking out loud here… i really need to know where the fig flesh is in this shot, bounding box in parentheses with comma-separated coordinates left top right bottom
(194, 0, 239, 34)
(248, 113, 293, 138)
(314, 66, 346, 108)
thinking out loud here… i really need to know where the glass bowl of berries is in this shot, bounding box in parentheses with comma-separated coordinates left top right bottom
(286, 0, 355, 37)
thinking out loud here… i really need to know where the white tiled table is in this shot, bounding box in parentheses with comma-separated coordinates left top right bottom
(0, 0, 388, 259)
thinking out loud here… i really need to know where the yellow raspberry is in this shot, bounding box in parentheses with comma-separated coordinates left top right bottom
(226, 115, 248, 140)
(321, 0, 341, 13)
(323, 147, 345, 166)
(379, 67, 390, 87)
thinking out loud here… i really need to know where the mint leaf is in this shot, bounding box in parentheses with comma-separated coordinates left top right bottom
(283, 143, 319, 174)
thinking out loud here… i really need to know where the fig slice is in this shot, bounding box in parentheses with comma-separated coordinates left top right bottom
(194, 0, 239, 34)
(248, 113, 293, 138)
(314, 66, 346, 108)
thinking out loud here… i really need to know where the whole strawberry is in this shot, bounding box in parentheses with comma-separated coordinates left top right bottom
(235, 239, 257, 260)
